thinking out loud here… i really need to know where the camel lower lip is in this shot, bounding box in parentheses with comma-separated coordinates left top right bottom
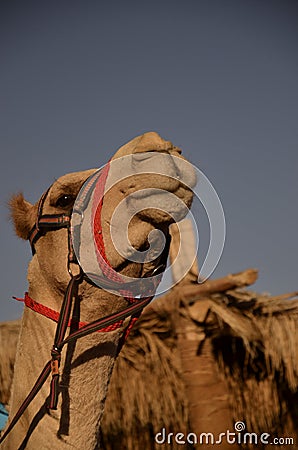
(129, 190, 172, 200)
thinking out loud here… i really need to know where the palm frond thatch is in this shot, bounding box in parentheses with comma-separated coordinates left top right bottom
(206, 289, 298, 439)
(101, 287, 298, 449)
(101, 296, 191, 450)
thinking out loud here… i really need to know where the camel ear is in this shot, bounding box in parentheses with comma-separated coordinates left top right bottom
(9, 193, 36, 240)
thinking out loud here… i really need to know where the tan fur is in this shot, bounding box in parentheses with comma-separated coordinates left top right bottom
(3, 132, 194, 450)
(8, 194, 37, 240)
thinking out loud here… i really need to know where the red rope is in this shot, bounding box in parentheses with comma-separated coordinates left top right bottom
(14, 293, 124, 333)
(92, 162, 111, 267)
(91, 162, 138, 303)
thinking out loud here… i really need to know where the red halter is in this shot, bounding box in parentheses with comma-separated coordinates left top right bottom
(13, 292, 125, 333)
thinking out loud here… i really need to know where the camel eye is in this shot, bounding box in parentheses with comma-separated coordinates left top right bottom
(55, 194, 75, 208)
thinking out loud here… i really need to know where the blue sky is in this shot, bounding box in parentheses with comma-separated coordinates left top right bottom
(1, 0, 297, 321)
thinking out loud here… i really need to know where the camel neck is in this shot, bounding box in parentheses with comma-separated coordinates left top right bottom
(6, 282, 123, 450)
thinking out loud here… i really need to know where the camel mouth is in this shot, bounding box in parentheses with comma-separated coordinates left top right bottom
(127, 188, 177, 200)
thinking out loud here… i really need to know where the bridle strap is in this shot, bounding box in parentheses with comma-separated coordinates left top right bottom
(29, 214, 71, 254)
(49, 271, 83, 409)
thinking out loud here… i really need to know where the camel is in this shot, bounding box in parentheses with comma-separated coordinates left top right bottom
(1, 132, 195, 450)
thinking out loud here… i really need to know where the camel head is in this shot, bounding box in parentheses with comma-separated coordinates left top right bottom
(5, 132, 196, 450)
(9, 132, 196, 301)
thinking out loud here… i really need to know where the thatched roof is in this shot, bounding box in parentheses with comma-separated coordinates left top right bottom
(101, 292, 298, 449)
(101, 274, 298, 449)
(101, 294, 191, 450)
(205, 288, 298, 439)
(1, 271, 298, 449)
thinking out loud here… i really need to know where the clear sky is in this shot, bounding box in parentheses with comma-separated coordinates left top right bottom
(1, 0, 297, 321)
